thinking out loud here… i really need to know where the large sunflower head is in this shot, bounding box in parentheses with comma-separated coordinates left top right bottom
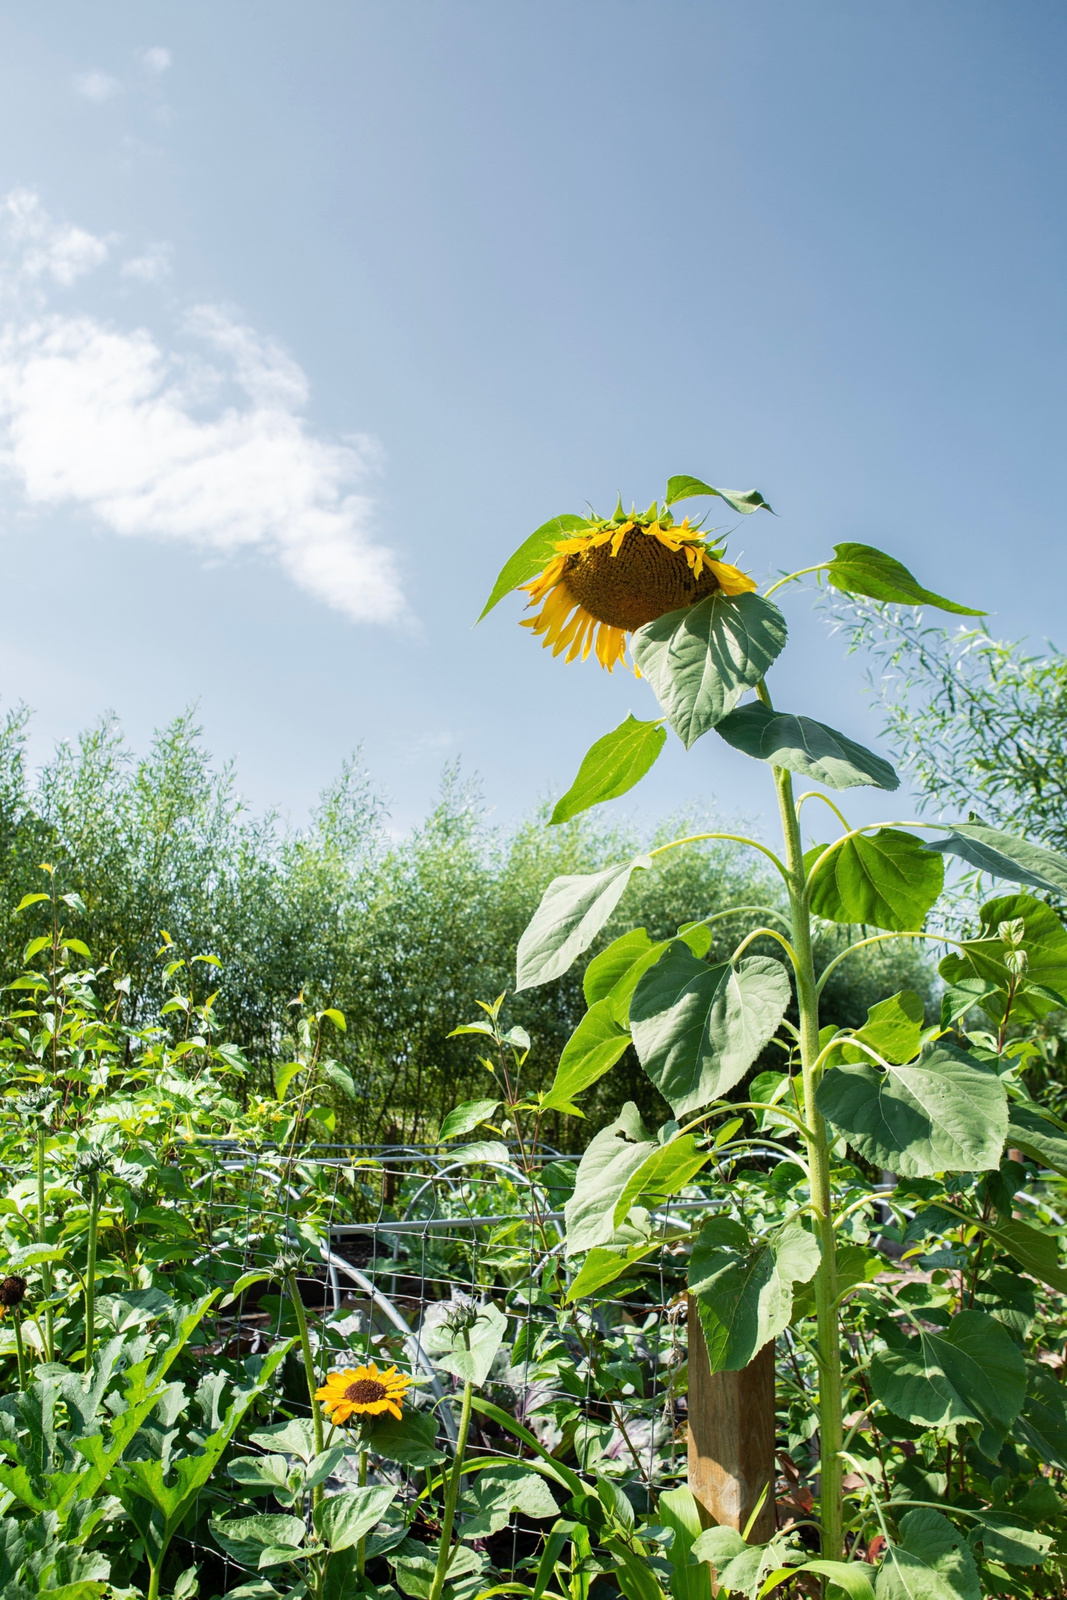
(315, 1361, 413, 1424)
(520, 503, 756, 673)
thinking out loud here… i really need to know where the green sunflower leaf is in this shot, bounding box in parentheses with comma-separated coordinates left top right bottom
(1006, 1101, 1067, 1177)
(714, 702, 898, 791)
(967, 1215, 1067, 1296)
(815, 1043, 1008, 1176)
(611, 1132, 709, 1227)
(550, 715, 667, 825)
(630, 942, 791, 1117)
(938, 893, 1067, 1024)
(870, 1311, 1025, 1449)
(689, 1216, 819, 1373)
(540, 997, 631, 1113)
(563, 1102, 655, 1255)
(923, 819, 1067, 897)
(515, 855, 652, 990)
(438, 1099, 501, 1141)
(664, 476, 775, 515)
(563, 1241, 661, 1302)
(632, 592, 788, 749)
(878, 1509, 982, 1600)
(478, 513, 590, 622)
(807, 828, 943, 930)
(584, 928, 658, 1006)
(826, 542, 985, 616)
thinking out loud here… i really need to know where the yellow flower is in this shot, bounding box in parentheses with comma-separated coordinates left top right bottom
(315, 1361, 412, 1424)
(520, 516, 756, 673)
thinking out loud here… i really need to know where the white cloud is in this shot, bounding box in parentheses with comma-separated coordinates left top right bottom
(120, 243, 173, 284)
(140, 47, 171, 75)
(2, 190, 108, 287)
(73, 70, 120, 104)
(0, 192, 406, 625)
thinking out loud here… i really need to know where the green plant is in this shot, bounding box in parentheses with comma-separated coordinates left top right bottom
(476, 473, 1067, 1595)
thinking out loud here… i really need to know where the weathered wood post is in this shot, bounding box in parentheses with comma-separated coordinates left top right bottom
(687, 1294, 776, 1541)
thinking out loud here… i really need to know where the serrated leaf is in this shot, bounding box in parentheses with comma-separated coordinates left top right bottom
(715, 702, 899, 790)
(541, 999, 631, 1113)
(816, 1042, 1007, 1176)
(630, 943, 791, 1117)
(550, 716, 666, 825)
(870, 1311, 1025, 1449)
(923, 819, 1067, 896)
(632, 592, 788, 749)
(967, 1513, 1051, 1568)
(563, 1102, 655, 1256)
(438, 1099, 501, 1140)
(808, 828, 944, 931)
(516, 856, 651, 990)
(664, 476, 774, 515)
(689, 1216, 819, 1373)
(826, 542, 984, 617)
(479, 513, 591, 621)
(878, 1509, 981, 1600)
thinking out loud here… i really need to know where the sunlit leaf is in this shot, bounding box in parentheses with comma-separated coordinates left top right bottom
(550, 716, 667, 825)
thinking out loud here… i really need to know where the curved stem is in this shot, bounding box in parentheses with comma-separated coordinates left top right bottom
(677, 1100, 816, 1144)
(357, 1447, 369, 1577)
(729, 925, 801, 970)
(694, 905, 793, 932)
(832, 1191, 884, 1231)
(712, 1137, 812, 1181)
(815, 931, 964, 995)
(648, 831, 790, 884)
(763, 564, 830, 599)
(794, 791, 851, 830)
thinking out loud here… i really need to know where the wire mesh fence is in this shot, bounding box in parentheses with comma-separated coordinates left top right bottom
(163, 1139, 728, 1596)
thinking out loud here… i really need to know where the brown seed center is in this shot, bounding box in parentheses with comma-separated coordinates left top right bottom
(344, 1378, 388, 1405)
(560, 534, 721, 631)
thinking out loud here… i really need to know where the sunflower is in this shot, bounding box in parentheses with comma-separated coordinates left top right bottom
(315, 1361, 412, 1424)
(520, 512, 756, 673)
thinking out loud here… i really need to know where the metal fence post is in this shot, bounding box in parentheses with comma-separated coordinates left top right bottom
(686, 1294, 776, 1540)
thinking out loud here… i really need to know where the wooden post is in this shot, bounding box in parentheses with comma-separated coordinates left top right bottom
(687, 1294, 776, 1541)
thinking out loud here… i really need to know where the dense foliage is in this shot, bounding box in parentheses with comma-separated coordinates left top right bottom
(0, 705, 933, 1145)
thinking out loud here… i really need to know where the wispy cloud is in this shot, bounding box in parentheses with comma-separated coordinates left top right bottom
(140, 47, 171, 75)
(119, 242, 173, 284)
(0, 190, 405, 625)
(73, 70, 120, 104)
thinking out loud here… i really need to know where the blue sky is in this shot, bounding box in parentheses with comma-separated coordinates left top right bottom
(0, 3, 1063, 840)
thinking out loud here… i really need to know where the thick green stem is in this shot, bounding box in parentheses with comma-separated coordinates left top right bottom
(428, 1380, 474, 1600)
(84, 1176, 100, 1374)
(36, 1128, 54, 1363)
(772, 762, 843, 1561)
(13, 1312, 27, 1389)
(287, 1271, 325, 1506)
(146, 1561, 161, 1600)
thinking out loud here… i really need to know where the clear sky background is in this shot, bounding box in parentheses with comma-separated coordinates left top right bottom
(0, 2, 1062, 841)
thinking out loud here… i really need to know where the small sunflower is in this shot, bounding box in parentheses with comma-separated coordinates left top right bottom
(315, 1361, 413, 1424)
(520, 510, 756, 673)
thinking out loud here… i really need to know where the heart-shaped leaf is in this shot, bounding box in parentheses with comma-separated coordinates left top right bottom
(563, 1102, 655, 1256)
(877, 1509, 981, 1600)
(632, 592, 787, 749)
(630, 943, 791, 1117)
(815, 1043, 1007, 1176)
(808, 829, 943, 931)
(689, 1216, 819, 1373)
(923, 819, 1067, 896)
(871, 1311, 1024, 1453)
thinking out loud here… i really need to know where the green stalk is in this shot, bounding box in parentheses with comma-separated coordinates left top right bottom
(13, 1311, 27, 1390)
(357, 1446, 369, 1577)
(428, 1379, 474, 1600)
(287, 1271, 326, 1506)
(146, 1562, 161, 1600)
(36, 1127, 54, 1363)
(84, 1173, 100, 1374)
(772, 760, 843, 1560)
